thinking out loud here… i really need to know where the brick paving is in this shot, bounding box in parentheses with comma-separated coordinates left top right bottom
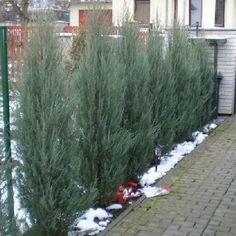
(100, 116, 236, 236)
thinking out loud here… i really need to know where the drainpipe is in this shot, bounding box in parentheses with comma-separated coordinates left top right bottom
(212, 41, 222, 119)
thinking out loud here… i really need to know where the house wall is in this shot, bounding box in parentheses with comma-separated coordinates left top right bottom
(201, 0, 216, 28)
(175, 0, 188, 25)
(225, 0, 236, 28)
(112, 0, 236, 28)
(70, 4, 79, 26)
(178, 0, 236, 28)
(70, 2, 112, 26)
(150, 0, 166, 26)
(217, 37, 236, 114)
(194, 30, 236, 114)
(112, 0, 134, 25)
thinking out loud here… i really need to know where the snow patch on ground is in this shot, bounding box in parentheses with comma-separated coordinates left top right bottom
(106, 204, 123, 210)
(69, 208, 112, 235)
(82, 208, 112, 222)
(141, 186, 169, 198)
(140, 126, 215, 187)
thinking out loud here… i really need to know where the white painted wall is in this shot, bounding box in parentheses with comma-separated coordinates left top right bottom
(180, 0, 189, 25)
(201, 0, 216, 28)
(217, 36, 236, 114)
(150, 0, 166, 26)
(112, 0, 236, 28)
(70, 2, 112, 26)
(112, 0, 134, 26)
(225, 0, 236, 28)
(70, 4, 79, 26)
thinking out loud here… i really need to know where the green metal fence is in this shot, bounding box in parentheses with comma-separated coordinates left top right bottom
(0, 25, 15, 235)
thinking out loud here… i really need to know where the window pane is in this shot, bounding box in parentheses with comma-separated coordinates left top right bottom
(135, 1, 150, 25)
(190, 0, 202, 26)
(215, 0, 225, 27)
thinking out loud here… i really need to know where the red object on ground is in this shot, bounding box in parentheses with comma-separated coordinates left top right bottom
(116, 182, 140, 204)
(161, 186, 171, 193)
(128, 181, 138, 192)
(116, 185, 127, 204)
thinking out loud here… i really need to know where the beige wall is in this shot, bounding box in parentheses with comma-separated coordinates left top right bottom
(112, 0, 134, 26)
(150, 0, 166, 26)
(177, 0, 189, 25)
(70, 4, 79, 26)
(70, 2, 112, 26)
(112, 0, 236, 29)
(201, 0, 216, 28)
(225, 0, 236, 28)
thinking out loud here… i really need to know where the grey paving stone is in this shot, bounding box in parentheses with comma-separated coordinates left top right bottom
(100, 116, 236, 236)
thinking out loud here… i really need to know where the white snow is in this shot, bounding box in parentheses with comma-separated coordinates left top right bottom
(106, 204, 123, 210)
(76, 219, 102, 233)
(141, 186, 169, 198)
(70, 208, 112, 235)
(98, 220, 110, 227)
(140, 126, 216, 187)
(81, 208, 112, 222)
(209, 123, 217, 130)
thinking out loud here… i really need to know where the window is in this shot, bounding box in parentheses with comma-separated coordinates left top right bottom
(189, 0, 202, 26)
(215, 0, 225, 27)
(134, 0, 150, 25)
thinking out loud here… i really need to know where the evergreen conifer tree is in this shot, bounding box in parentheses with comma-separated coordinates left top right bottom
(167, 26, 199, 141)
(0, 164, 7, 235)
(15, 16, 95, 236)
(147, 30, 175, 151)
(167, 25, 214, 141)
(74, 14, 133, 204)
(193, 40, 214, 125)
(118, 22, 155, 180)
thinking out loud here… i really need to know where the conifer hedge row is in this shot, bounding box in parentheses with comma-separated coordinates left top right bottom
(74, 20, 213, 206)
(15, 16, 213, 235)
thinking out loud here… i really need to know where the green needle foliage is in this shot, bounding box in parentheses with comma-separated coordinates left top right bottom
(15, 16, 95, 236)
(147, 30, 175, 151)
(193, 40, 214, 125)
(167, 25, 213, 141)
(71, 17, 213, 202)
(0, 162, 7, 235)
(74, 14, 133, 204)
(118, 22, 155, 180)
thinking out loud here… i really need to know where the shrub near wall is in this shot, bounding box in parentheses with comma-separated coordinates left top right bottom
(167, 26, 213, 141)
(15, 17, 95, 236)
(71, 20, 213, 206)
(118, 22, 156, 181)
(74, 16, 133, 204)
(193, 40, 214, 125)
(147, 31, 176, 151)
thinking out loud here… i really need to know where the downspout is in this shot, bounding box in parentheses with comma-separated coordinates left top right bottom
(212, 41, 223, 119)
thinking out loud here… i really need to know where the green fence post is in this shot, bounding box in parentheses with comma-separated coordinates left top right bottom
(0, 26, 15, 234)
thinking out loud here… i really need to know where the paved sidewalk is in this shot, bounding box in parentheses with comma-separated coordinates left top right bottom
(100, 116, 236, 236)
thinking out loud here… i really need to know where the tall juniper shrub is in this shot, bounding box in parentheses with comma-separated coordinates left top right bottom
(15, 16, 95, 236)
(118, 22, 156, 181)
(167, 25, 213, 141)
(74, 14, 133, 204)
(147, 29, 176, 151)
